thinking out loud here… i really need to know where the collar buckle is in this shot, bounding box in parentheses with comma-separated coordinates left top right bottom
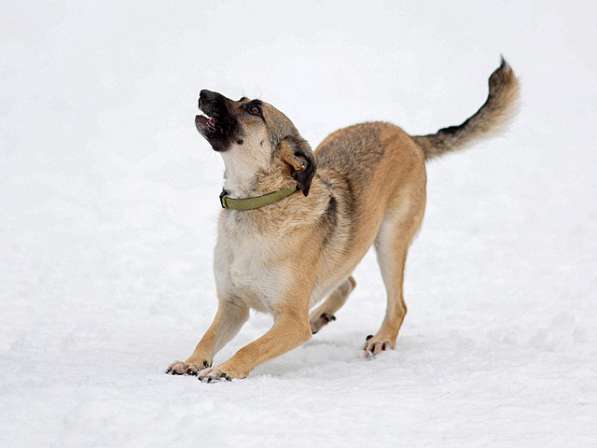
(219, 190, 228, 209)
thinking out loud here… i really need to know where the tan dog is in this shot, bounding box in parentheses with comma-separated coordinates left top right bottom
(167, 58, 519, 382)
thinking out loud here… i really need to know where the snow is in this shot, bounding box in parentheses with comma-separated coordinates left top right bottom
(1, 1, 596, 447)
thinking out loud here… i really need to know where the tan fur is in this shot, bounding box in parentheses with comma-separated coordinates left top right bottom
(167, 59, 519, 381)
(414, 57, 519, 159)
(309, 276, 356, 334)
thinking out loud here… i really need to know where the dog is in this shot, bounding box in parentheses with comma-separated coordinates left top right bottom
(166, 58, 519, 382)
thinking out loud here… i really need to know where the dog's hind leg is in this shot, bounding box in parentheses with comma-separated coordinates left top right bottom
(309, 276, 356, 334)
(364, 191, 425, 356)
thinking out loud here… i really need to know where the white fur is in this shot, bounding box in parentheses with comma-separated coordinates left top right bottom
(214, 135, 293, 313)
(214, 214, 291, 313)
(220, 129, 271, 197)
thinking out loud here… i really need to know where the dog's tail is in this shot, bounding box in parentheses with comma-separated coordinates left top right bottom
(413, 57, 519, 160)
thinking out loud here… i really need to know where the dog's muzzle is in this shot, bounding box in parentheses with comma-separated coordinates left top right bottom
(195, 90, 239, 152)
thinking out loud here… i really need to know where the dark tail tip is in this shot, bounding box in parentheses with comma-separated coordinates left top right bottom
(489, 55, 515, 93)
(495, 55, 512, 74)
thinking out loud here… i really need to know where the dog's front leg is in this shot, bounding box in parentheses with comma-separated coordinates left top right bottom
(166, 298, 249, 375)
(198, 301, 311, 382)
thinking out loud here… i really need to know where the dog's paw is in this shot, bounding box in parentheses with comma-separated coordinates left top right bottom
(166, 359, 212, 376)
(197, 364, 248, 383)
(362, 334, 394, 357)
(197, 366, 234, 383)
(310, 313, 336, 334)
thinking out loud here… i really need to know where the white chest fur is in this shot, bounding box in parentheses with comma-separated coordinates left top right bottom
(213, 212, 290, 313)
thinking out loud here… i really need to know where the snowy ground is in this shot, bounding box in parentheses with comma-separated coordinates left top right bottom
(1, 1, 596, 447)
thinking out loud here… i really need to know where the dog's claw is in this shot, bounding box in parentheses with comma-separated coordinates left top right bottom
(166, 360, 211, 376)
(198, 366, 236, 383)
(321, 313, 335, 323)
(310, 313, 337, 334)
(363, 335, 394, 356)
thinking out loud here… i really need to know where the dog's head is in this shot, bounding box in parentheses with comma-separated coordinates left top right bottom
(195, 90, 316, 196)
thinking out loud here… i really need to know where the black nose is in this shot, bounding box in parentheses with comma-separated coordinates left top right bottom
(199, 89, 222, 105)
(199, 89, 216, 101)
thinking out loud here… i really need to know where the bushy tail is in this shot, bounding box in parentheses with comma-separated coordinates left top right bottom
(413, 57, 519, 160)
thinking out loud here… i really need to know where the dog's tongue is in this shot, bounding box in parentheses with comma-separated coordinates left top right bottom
(196, 115, 216, 129)
(196, 115, 209, 126)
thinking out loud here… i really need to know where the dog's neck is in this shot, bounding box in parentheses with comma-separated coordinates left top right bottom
(222, 167, 256, 198)
(221, 155, 293, 199)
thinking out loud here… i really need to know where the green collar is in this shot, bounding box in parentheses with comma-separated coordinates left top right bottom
(219, 186, 298, 211)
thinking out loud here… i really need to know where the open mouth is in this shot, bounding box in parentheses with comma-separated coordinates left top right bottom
(195, 113, 217, 135)
(195, 90, 240, 152)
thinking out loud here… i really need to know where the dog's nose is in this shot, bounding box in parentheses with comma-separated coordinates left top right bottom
(199, 89, 220, 104)
(199, 89, 225, 111)
(199, 89, 216, 101)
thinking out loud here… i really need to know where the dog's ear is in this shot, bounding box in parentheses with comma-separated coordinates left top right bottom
(278, 136, 316, 196)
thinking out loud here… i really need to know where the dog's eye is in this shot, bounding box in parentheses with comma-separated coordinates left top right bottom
(246, 105, 261, 116)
